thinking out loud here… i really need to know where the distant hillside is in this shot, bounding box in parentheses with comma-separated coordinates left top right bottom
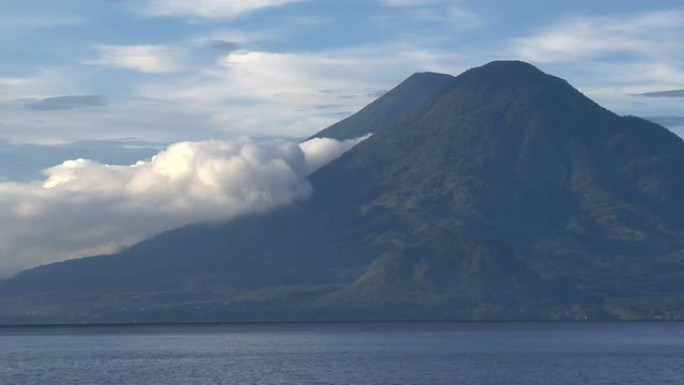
(2, 61, 684, 324)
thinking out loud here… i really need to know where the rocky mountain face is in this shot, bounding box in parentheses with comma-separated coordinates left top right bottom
(2, 61, 684, 324)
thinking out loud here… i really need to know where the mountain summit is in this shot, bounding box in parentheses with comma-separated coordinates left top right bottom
(2, 61, 684, 323)
(311, 71, 455, 140)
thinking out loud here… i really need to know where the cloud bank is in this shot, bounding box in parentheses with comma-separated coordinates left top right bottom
(0, 135, 367, 277)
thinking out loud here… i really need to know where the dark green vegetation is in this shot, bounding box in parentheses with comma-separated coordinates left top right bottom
(2, 61, 684, 324)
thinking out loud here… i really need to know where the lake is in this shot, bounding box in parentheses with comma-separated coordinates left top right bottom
(1, 322, 682, 384)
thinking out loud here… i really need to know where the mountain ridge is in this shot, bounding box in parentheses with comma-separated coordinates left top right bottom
(311, 71, 455, 140)
(2, 60, 684, 323)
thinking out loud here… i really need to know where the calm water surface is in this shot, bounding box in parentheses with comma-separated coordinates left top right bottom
(1, 322, 683, 385)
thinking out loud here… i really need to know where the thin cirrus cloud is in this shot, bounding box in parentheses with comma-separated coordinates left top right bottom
(635, 89, 684, 98)
(512, 11, 684, 63)
(376, 0, 481, 29)
(134, 0, 308, 19)
(0, 135, 368, 277)
(508, 10, 684, 118)
(136, 46, 461, 138)
(86, 45, 184, 73)
(0, 70, 67, 101)
(14, 95, 107, 111)
(150, 46, 461, 107)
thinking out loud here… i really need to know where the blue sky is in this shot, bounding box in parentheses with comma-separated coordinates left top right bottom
(1, 0, 683, 148)
(1, 0, 684, 274)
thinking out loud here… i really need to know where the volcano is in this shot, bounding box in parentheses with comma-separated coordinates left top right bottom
(3, 61, 684, 323)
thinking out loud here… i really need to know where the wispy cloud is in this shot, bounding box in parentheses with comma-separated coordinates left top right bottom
(635, 89, 684, 98)
(0, 135, 367, 277)
(512, 11, 684, 63)
(136, 45, 462, 137)
(0, 77, 34, 96)
(86, 45, 184, 73)
(216, 46, 460, 104)
(2, 39, 464, 143)
(0, 71, 72, 101)
(12, 95, 107, 111)
(134, 0, 307, 19)
(507, 10, 684, 121)
(375, 0, 481, 30)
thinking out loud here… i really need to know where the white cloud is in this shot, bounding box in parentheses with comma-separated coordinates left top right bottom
(512, 11, 684, 63)
(86, 45, 184, 73)
(0, 77, 35, 99)
(376, 0, 481, 29)
(444, 6, 481, 28)
(300, 135, 370, 174)
(0, 135, 367, 277)
(509, 11, 684, 121)
(240, 44, 460, 92)
(0, 3, 472, 144)
(136, 0, 307, 19)
(137, 46, 462, 138)
(0, 70, 71, 101)
(217, 50, 369, 104)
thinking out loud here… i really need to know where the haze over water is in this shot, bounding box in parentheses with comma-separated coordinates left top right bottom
(2, 322, 683, 385)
